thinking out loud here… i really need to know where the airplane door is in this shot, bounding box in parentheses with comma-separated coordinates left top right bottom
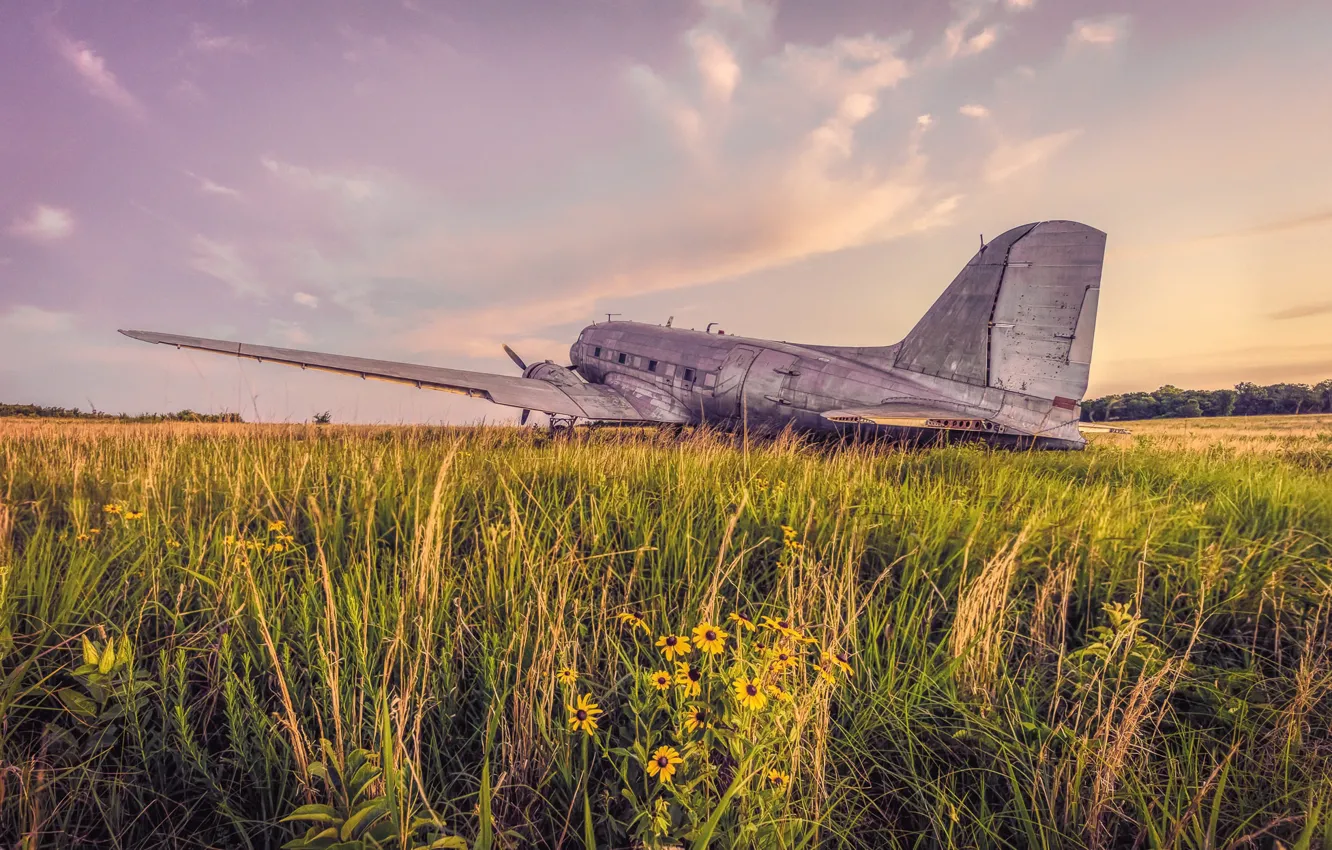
(714, 345, 760, 418)
(743, 349, 802, 425)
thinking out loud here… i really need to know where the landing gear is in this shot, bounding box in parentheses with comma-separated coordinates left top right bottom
(548, 414, 578, 437)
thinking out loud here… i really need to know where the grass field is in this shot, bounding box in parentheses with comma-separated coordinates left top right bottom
(1, 415, 1330, 849)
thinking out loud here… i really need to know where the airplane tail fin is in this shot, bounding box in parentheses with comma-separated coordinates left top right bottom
(893, 220, 1105, 404)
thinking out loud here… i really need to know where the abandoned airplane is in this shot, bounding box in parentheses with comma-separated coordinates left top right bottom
(122, 220, 1124, 449)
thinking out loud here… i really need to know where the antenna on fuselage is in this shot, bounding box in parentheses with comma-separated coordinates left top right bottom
(665, 316, 673, 328)
(605, 312, 621, 324)
(706, 322, 718, 334)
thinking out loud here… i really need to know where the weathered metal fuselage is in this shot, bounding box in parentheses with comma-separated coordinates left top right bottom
(570, 322, 1085, 449)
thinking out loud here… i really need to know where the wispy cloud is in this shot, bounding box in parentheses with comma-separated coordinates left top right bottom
(1068, 15, 1130, 47)
(190, 24, 252, 53)
(189, 236, 265, 298)
(0, 305, 76, 333)
(183, 170, 241, 198)
(8, 205, 75, 242)
(984, 129, 1082, 182)
(50, 30, 144, 118)
(1269, 301, 1332, 321)
(293, 292, 320, 308)
(959, 103, 990, 119)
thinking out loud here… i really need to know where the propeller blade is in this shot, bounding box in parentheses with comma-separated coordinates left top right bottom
(502, 344, 527, 372)
(520, 409, 531, 426)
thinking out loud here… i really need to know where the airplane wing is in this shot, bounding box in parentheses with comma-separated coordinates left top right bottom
(821, 401, 1004, 433)
(119, 330, 649, 421)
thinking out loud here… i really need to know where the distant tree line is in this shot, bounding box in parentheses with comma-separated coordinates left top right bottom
(1082, 381, 1332, 422)
(0, 403, 243, 423)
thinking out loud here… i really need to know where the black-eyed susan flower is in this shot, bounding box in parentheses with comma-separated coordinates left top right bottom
(674, 662, 702, 697)
(684, 705, 709, 733)
(268, 520, 286, 532)
(691, 622, 728, 655)
(768, 768, 790, 788)
(166, 539, 182, 549)
(767, 647, 798, 673)
(649, 670, 672, 691)
(615, 611, 650, 634)
(103, 503, 121, 515)
(824, 650, 854, 677)
(645, 745, 684, 783)
(567, 694, 602, 734)
(655, 633, 692, 661)
(124, 510, 145, 521)
(767, 682, 793, 703)
(728, 612, 756, 632)
(760, 616, 812, 643)
(556, 667, 578, 686)
(733, 676, 768, 711)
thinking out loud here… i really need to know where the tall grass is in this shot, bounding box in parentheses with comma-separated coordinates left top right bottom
(1, 419, 1330, 848)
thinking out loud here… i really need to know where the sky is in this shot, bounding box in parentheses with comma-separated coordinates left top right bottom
(2, 0, 1330, 424)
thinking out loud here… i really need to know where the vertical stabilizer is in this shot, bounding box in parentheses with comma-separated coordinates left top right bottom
(895, 221, 1105, 402)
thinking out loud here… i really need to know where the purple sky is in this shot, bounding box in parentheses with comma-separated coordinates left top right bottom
(2, 0, 1330, 423)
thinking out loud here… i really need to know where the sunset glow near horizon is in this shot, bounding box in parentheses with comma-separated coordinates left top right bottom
(2, 0, 1330, 423)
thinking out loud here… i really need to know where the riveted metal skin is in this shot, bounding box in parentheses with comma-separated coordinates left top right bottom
(121, 220, 1107, 450)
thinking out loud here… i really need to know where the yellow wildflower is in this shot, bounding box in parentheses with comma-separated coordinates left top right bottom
(767, 682, 793, 703)
(691, 622, 728, 655)
(123, 510, 145, 520)
(615, 611, 649, 634)
(655, 633, 692, 661)
(103, 503, 121, 515)
(728, 611, 756, 632)
(556, 667, 578, 686)
(649, 670, 672, 691)
(824, 650, 854, 677)
(567, 693, 602, 734)
(684, 705, 709, 733)
(645, 746, 684, 783)
(268, 520, 286, 532)
(768, 768, 790, 789)
(733, 676, 768, 711)
(674, 662, 702, 697)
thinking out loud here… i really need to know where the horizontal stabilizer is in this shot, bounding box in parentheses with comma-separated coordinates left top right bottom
(1077, 423, 1131, 435)
(822, 402, 1007, 434)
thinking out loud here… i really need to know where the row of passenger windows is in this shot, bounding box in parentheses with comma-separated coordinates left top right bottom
(591, 345, 697, 383)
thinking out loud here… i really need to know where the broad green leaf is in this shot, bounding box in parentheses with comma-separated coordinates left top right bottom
(280, 803, 341, 823)
(340, 799, 388, 841)
(429, 837, 468, 849)
(347, 763, 380, 803)
(82, 636, 98, 666)
(56, 687, 97, 719)
(98, 637, 115, 674)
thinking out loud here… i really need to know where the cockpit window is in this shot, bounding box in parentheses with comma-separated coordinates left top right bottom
(618, 353, 627, 364)
(648, 360, 658, 372)
(683, 367, 696, 382)
(593, 346, 601, 357)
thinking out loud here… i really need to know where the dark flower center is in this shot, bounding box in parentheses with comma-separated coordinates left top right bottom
(778, 620, 790, 629)
(837, 652, 849, 663)
(746, 684, 758, 696)
(688, 669, 700, 682)
(693, 709, 705, 721)
(705, 630, 717, 642)
(657, 756, 670, 768)
(576, 710, 587, 721)
(666, 636, 677, 646)
(657, 676, 668, 685)
(779, 654, 789, 662)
